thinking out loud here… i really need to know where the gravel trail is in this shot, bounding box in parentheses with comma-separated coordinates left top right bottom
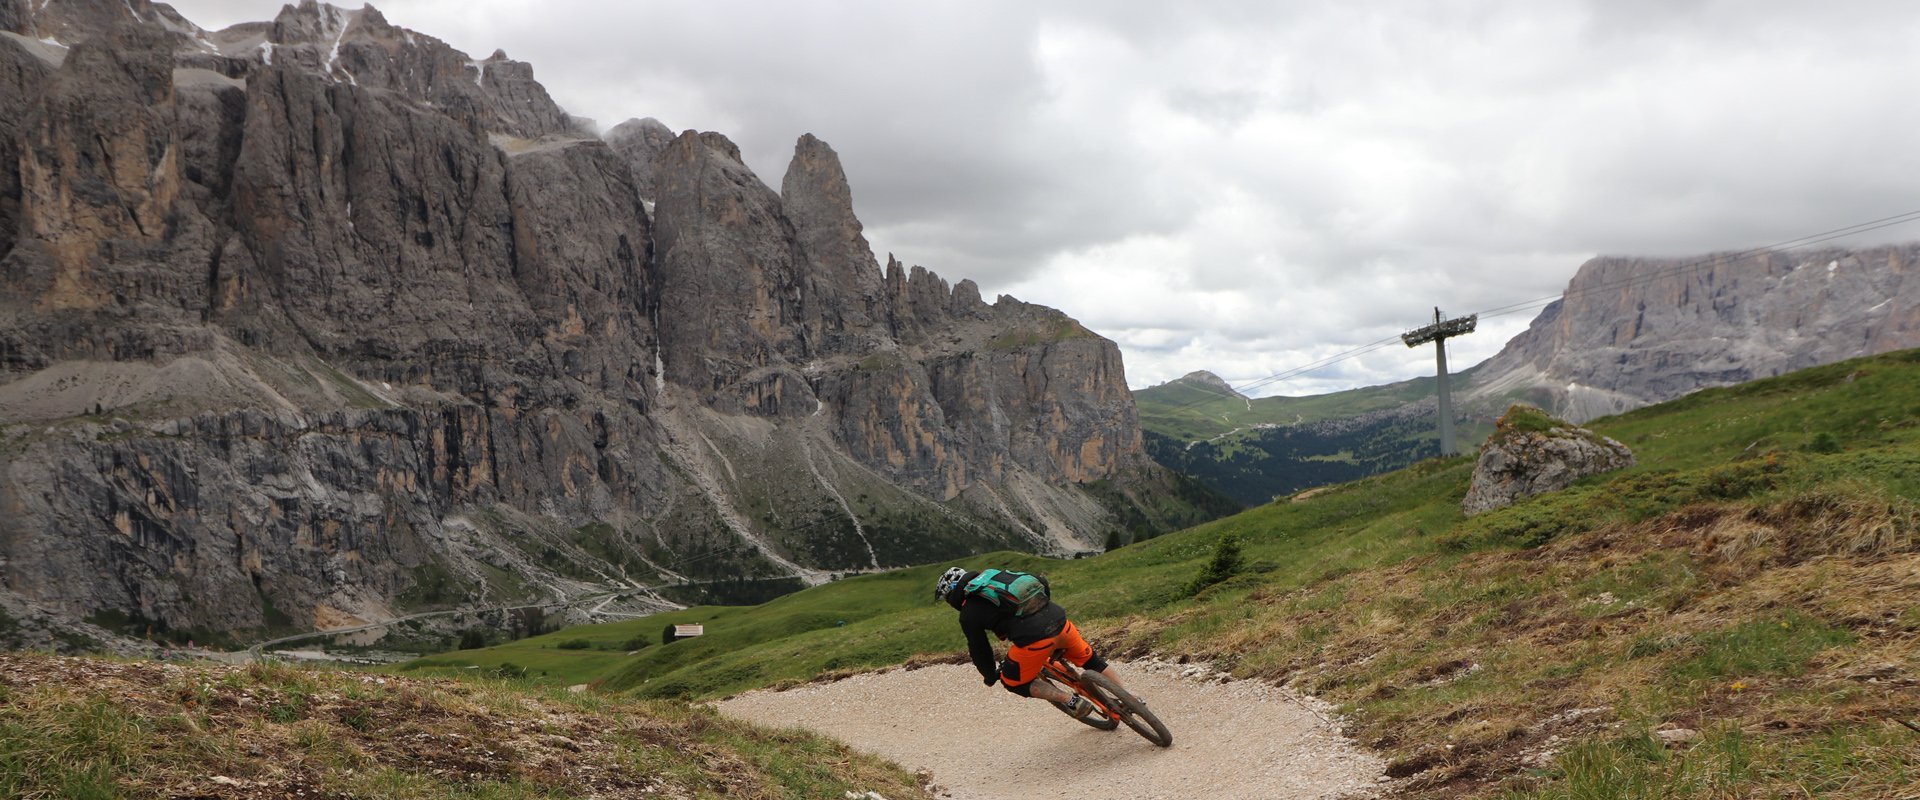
(717, 662, 1387, 800)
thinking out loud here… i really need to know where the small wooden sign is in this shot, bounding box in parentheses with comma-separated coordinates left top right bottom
(673, 624, 705, 638)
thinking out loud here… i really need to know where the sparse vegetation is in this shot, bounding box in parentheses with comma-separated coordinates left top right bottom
(315, 361, 391, 409)
(0, 653, 931, 799)
(984, 317, 1093, 351)
(397, 559, 464, 609)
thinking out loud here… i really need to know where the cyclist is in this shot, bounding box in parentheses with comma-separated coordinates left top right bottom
(934, 567, 1129, 716)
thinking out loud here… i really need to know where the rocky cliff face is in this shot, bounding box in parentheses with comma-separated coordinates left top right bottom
(0, 0, 1204, 645)
(636, 124, 1167, 556)
(1468, 246, 1920, 422)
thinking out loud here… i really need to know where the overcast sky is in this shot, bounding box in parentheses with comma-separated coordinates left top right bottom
(167, 0, 1920, 396)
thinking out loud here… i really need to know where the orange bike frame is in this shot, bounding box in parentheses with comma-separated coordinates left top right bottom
(1040, 654, 1118, 720)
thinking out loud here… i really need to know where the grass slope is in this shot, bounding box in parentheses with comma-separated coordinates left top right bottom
(398, 558, 1055, 694)
(422, 348, 1920, 798)
(0, 653, 929, 799)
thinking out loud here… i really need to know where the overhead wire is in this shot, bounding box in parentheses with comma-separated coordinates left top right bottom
(1156, 208, 1920, 412)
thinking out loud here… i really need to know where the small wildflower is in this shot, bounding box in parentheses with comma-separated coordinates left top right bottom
(1729, 680, 1748, 692)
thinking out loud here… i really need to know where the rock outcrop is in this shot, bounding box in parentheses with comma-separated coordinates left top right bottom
(0, 0, 1210, 643)
(1462, 405, 1634, 516)
(1468, 246, 1920, 422)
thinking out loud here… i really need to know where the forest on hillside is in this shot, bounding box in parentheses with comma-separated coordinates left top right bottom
(1144, 413, 1443, 506)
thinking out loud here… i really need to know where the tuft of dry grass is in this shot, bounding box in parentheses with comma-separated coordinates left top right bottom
(1096, 498, 1920, 799)
(0, 653, 933, 799)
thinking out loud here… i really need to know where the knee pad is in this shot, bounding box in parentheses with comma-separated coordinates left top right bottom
(1083, 652, 1109, 674)
(1003, 680, 1033, 697)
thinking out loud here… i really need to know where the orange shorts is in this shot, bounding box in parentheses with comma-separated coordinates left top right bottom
(998, 619, 1092, 687)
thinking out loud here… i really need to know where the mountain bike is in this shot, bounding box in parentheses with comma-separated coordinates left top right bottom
(1040, 652, 1172, 747)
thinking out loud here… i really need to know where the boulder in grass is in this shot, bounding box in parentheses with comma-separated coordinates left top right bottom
(1463, 404, 1635, 516)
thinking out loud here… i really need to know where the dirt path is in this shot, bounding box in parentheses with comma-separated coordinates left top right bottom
(717, 662, 1387, 800)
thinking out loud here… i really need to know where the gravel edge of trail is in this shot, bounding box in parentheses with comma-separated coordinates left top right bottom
(717, 660, 1390, 800)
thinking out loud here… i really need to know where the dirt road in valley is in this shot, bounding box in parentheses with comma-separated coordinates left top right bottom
(717, 662, 1387, 800)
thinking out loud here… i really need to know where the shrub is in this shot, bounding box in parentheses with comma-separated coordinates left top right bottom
(556, 639, 591, 650)
(1185, 530, 1244, 596)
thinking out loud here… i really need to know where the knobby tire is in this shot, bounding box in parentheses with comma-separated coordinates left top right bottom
(1080, 670, 1172, 747)
(1049, 675, 1119, 731)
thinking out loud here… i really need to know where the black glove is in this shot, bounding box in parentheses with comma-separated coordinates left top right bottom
(983, 673, 998, 686)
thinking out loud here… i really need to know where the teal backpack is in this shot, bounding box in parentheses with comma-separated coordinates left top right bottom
(963, 569, 1050, 617)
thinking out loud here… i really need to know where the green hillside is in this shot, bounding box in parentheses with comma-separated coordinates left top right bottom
(410, 349, 1920, 798)
(1135, 369, 1500, 506)
(1134, 369, 1457, 443)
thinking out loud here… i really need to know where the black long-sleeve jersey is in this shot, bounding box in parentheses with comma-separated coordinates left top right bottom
(950, 594, 1068, 682)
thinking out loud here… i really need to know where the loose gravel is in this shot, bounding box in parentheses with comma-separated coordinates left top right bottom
(718, 661, 1387, 800)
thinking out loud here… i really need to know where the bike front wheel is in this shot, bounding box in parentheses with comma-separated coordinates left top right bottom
(1047, 676, 1119, 731)
(1079, 671, 1172, 747)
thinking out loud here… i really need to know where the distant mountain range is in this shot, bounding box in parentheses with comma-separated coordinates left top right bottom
(1141, 245, 1919, 506)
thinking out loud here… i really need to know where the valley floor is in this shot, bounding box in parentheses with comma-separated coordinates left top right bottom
(717, 662, 1387, 800)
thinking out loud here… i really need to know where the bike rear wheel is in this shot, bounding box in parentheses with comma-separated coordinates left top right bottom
(1080, 671, 1172, 747)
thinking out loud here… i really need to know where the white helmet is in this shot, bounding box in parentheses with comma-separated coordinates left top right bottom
(934, 567, 970, 601)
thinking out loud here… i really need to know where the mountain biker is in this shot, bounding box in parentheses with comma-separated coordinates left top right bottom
(934, 567, 1130, 717)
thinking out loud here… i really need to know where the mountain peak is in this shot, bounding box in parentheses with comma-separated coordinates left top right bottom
(604, 118, 675, 199)
(1176, 370, 1243, 398)
(607, 117, 672, 140)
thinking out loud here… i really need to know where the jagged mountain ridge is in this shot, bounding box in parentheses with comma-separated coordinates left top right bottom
(0, 0, 1214, 643)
